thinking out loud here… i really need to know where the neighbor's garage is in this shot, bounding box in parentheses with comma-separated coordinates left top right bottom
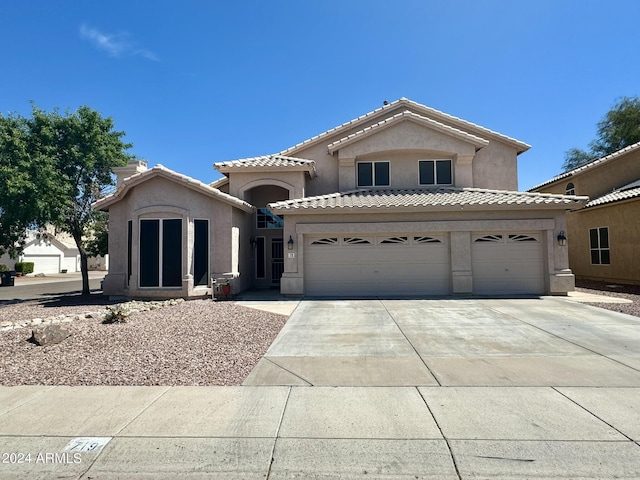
(471, 232, 545, 295)
(21, 254, 61, 275)
(304, 234, 450, 296)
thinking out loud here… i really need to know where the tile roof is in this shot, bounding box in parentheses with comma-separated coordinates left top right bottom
(279, 97, 530, 156)
(93, 165, 254, 212)
(269, 187, 587, 212)
(528, 141, 640, 191)
(209, 176, 229, 188)
(214, 155, 316, 176)
(326, 110, 490, 154)
(584, 179, 640, 208)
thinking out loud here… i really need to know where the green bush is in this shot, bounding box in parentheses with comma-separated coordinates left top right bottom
(14, 262, 34, 274)
(0, 264, 7, 272)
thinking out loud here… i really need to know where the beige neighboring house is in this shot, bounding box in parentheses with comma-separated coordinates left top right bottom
(530, 141, 640, 285)
(94, 98, 586, 299)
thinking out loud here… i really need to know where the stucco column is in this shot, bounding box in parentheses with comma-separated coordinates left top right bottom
(450, 231, 473, 294)
(548, 214, 574, 295)
(454, 154, 474, 188)
(338, 155, 355, 191)
(280, 218, 304, 295)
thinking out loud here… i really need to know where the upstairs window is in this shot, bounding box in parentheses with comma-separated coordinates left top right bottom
(357, 161, 390, 187)
(256, 208, 284, 229)
(590, 227, 610, 265)
(566, 182, 576, 195)
(419, 160, 452, 186)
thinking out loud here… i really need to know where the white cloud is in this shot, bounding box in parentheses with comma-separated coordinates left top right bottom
(79, 24, 158, 61)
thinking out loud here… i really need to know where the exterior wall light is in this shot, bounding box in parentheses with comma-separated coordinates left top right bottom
(288, 235, 294, 250)
(557, 231, 567, 246)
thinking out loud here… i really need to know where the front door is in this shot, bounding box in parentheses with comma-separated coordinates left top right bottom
(271, 238, 284, 286)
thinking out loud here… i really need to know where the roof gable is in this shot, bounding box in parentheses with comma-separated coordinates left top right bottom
(279, 98, 530, 156)
(93, 165, 254, 212)
(327, 110, 490, 154)
(529, 141, 640, 191)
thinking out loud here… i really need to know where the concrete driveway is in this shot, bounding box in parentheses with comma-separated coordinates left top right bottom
(3, 297, 640, 479)
(245, 297, 640, 387)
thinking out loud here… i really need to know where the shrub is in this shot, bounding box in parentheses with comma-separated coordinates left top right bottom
(0, 264, 7, 272)
(102, 304, 131, 324)
(14, 262, 34, 274)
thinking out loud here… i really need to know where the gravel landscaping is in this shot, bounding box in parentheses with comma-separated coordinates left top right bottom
(575, 279, 640, 318)
(2, 281, 639, 387)
(0, 296, 287, 386)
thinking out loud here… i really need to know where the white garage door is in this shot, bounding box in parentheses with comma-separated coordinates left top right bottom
(305, 234, 450, 296)
(22, 255, 60, 275)
(471, 233, 545, 295)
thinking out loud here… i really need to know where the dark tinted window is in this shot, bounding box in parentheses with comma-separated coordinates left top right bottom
(140, 220, 160, 287)
(194, 220, 208, 286)
(375, 162, 389, 186)
(162, 219, 182, 287)
(357, 163, 373, 187)
(436, 160, 452, 184)
(419, 161, 435, 184)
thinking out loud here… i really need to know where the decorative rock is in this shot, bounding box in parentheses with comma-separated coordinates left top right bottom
(31, 318, 43, 326)
(31, 324, 72, 346)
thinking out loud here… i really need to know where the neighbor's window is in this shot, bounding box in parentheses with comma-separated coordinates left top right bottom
(357, 161, 390, 187)
(419, 160, 452, 185)
(566, 182, 576, 195)
(589, 227, 610, 265)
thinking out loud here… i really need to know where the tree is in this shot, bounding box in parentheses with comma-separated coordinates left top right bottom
(563, 96, 640, 171)
(0, 105, 133, 294)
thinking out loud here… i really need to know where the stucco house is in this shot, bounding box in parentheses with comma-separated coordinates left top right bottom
(530, 141, 640, 285)
(0, 232, 79, 274)
(94, 98, 586, 298)
(0, 228, 109, 274)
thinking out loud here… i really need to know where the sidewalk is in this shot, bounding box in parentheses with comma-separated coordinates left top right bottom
(1, 385, 639, 479)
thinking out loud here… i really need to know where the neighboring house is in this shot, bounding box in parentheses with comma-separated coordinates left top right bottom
(94, 98, 586, 299)
(0, 229, 109, 274)
(530, 141, 640, 285)
(0, 231, 79, 274)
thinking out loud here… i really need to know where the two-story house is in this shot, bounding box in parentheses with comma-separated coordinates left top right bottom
(530, 141, 640, 285)
(94, 98, 586, 298)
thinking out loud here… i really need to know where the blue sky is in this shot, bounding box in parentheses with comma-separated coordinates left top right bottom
(1, 0, 638, 190)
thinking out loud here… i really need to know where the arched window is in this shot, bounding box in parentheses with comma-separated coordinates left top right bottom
(566, 182, 575, 195)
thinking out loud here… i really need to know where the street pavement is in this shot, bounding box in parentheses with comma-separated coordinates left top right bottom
(0, 272, 106, 302)
(1, 295, 640, 479)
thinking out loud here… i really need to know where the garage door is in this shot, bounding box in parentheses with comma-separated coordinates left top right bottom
(471, 233, 544, 295)
(22, 255, 60, 275)
(305, 234, 450, 296)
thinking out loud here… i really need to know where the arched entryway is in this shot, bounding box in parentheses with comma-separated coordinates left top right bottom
(243, 184, 290, 289)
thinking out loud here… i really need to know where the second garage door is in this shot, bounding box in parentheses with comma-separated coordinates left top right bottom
(304, 234, 450, 296)
(471, 232, 545, 295)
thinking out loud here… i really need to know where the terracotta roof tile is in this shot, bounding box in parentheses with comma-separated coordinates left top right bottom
(269, 187, 587, 212)
(214, 154, 316, 172)
(93, 165, 254, 212)
(584, 180, 640, 208)
(528, 141, 640, 191)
